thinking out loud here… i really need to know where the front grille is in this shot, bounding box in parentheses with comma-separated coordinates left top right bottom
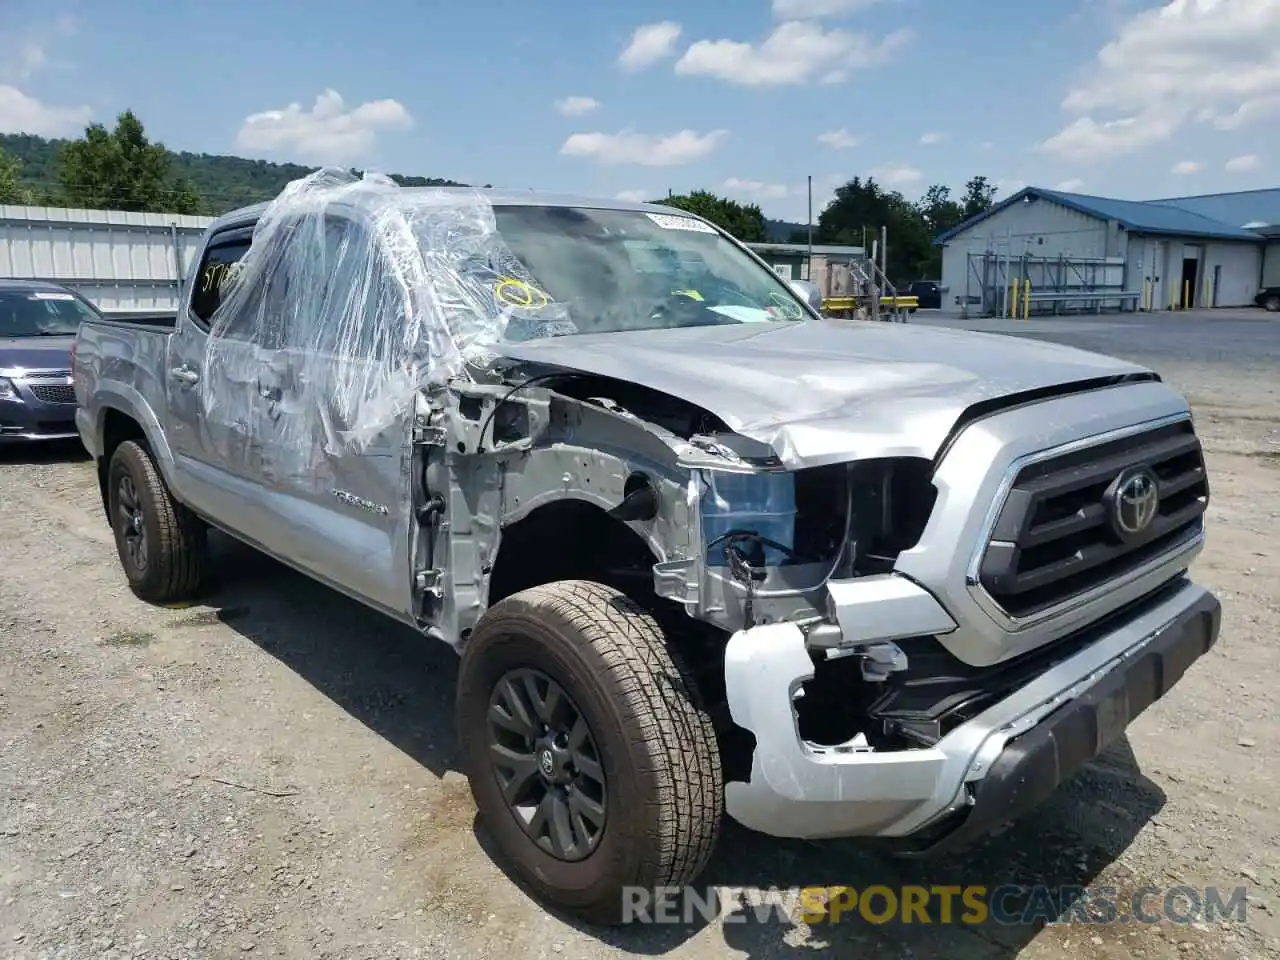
(978, 420, 1208, 619)
(29, 383, 76, 404)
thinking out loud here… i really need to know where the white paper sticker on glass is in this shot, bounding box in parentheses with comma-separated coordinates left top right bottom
(644, 212, 718, 234)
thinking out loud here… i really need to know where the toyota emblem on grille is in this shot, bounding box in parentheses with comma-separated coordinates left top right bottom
(1107, 466, 1160, 540)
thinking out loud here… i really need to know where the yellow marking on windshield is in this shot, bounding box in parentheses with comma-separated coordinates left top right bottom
(495, 276, 550, 309)
(672, 289, 704, 301)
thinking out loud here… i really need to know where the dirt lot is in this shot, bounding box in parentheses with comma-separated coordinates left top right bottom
(2, 309, 1279, 959)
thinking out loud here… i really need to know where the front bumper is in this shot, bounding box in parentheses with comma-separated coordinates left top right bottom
(722, 576, 1220, 846)
(0, 378, 78, 443)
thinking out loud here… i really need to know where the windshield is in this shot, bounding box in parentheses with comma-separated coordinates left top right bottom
(475, 205, 811, 341)
(0, 289, 101, 338)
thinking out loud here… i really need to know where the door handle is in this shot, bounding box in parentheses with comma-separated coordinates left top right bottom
(169, 366, 200, 386)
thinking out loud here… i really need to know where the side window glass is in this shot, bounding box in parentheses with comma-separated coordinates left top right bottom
(190, 237, 251, 324)
(255, 224, 301, 349)
(319, 215, 395, 358)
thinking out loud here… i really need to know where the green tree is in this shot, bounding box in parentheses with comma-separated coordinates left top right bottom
(815, 177, 931, 282)
(0, 147, 31, 204)
(655, 190, 768, 242)
(917, 184, 965, 236)
(56, 110, 204, 214)
(815, 174, 998, 283)
(960, 175, 998, 218)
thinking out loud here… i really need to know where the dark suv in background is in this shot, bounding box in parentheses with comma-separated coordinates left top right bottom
(0, 279, 102, 444)
(905, 280, 944, 309)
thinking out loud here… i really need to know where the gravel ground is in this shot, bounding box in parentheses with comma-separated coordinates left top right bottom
(2, 309, 1278, 959)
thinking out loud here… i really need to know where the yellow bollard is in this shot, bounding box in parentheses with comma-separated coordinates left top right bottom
(1183, 280, 1190, 310)
(1022, 281, 1031, 320)
(1206, 278, 1214, 309)
(1009, 279, 1020, 318)
(1142, 279, 1149, 311)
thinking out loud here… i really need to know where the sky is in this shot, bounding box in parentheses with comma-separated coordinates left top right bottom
(0, 0, 1276, 223)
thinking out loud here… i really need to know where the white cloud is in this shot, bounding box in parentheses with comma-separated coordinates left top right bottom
(674, 21, 912, 87)
(919, 131, 945, 145)
(1171, 159, 1202, 174)
(559, 129, 727, 166)
(615, 189, 652, 202)
(554, 96, 600, 117)
(1055, 178, 1086, 192)
(235, 89, 413, 162)
(0, 85, 91, 136)
(618, 22, 682, 71)
(1038, 115, 1178, 162)
(817, 128, 859, 149)
(1039, 0, 1280, 161)
(1225, 153, 1262, 173)
(723, 177, 792, 200)
(772, 0, 883, 17)
(869, 163, 922, 187)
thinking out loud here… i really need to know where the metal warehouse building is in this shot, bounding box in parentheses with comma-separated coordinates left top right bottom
(936, 186, 1280, 316)
(0, 203, 215, 312)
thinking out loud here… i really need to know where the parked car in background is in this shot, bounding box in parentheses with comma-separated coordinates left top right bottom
(1254, 286, 1280, 312)
(0, 279, 103, 444)
(905, 279, 944, 309)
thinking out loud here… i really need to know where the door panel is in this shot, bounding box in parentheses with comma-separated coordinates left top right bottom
(245, 212, 415, 617)
(166, 227, 278, 533)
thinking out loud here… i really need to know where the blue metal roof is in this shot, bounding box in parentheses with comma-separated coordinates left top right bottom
(1146, 188, 1280, 230)
(935, 186, 1265, 245)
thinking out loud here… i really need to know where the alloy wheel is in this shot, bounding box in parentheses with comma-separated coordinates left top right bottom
(486, 666, 608, 861)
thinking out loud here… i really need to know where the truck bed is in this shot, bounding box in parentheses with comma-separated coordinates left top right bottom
(96, 310, 177, 329)
(73, 314, 176, 464)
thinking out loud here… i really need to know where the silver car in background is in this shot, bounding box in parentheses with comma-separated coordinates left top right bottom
(0, 279, 102, 444)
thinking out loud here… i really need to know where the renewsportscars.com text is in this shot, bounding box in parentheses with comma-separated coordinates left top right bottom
(621, 884, 1250, 926)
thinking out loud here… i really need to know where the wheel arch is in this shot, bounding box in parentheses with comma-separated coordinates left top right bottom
(96, 407, 149, 521)
(486, 497, 663, 613)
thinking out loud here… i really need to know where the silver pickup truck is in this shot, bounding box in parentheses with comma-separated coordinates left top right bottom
(73, 169, 1220, 924)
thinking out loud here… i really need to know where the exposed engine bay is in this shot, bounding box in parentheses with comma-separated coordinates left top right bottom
(418, 364, 1035, 768)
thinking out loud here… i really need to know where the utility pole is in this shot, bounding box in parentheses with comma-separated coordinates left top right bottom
(806, 175, 813, 282)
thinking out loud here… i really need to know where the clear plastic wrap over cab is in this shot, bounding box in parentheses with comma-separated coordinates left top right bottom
(198, 167, 555, 482)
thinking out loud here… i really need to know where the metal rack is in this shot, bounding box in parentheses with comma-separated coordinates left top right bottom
(961, 251, 1140, 318)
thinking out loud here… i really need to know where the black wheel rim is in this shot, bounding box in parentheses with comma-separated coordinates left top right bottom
(486, 667, 608, 862)
(115, 473, 148, 573)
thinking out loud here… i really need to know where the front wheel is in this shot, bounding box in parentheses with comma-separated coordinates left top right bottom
(456, 580, 724, 925)
(106, 440, 206, 604)
(1265, 294, 1280, 312)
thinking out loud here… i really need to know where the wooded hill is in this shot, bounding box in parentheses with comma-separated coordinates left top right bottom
(0, 130, 465, 214)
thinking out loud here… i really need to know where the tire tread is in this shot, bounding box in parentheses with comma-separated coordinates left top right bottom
(463, 579, 723, 918)
(110, 440, 205, 603)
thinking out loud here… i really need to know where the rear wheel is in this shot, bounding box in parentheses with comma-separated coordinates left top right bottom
(1265, 294, 1280, 312)
(107, 440, 206, 603)
(457, 580, 723, 925)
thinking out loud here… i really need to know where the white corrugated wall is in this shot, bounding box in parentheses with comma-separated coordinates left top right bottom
(1202, 241, 1262, 307)
(0, 204, 215, 310)
(939, 195, 1113, 308)
(1125, 235, 1262, 308)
